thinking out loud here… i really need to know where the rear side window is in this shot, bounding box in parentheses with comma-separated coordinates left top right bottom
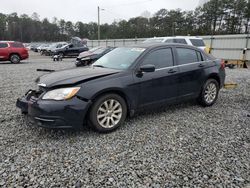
(142, 48, 174, 69)
(0, 43, 8, 48)
(165, 39, 187, 44)
(10, 42, 24, 48)
(176, 48, 199, 65)
(190, 39, 205, 47)
(174, 39, 187, 44)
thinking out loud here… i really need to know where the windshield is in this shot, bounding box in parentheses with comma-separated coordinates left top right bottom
(61, 44, 69, 49)
(49, 43, 58, 48)
(92, 47, 145, 70)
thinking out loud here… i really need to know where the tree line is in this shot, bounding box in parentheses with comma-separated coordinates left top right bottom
(0, 0, 249, 42)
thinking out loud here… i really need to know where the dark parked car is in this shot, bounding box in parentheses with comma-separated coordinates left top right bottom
(0, 41, 29, 63)
(52, 43, 89, 57)
(16, 43, 225, 133)
(75, 46, 115, 67)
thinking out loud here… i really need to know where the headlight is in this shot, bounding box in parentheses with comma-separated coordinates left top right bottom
(81, 57, 91, 61)
(42, 87, 80, 100)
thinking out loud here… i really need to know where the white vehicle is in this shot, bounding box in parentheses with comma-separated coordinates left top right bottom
(37, 44, 50, 52)
(143, 36, 206, 51)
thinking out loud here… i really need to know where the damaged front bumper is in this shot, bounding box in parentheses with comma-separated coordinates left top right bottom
(16, 89, 92, 129)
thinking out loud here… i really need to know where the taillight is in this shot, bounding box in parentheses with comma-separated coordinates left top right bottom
(220, 60, 225, 69)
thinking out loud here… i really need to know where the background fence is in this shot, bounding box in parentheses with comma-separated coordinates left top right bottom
(87, 34, 249, 61)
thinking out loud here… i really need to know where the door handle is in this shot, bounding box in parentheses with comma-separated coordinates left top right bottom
(168, 69, 177, 74)
(198, 63, 205, 67)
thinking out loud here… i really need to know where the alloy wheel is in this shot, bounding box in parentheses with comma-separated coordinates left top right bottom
(97, 99, 122, 128)
(204, 82, 217, 104)
(11, 55, 20, 63)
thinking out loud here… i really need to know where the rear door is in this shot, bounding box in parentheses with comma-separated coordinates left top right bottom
(134, 47, 179, 107)
(174, 47, 207, 98)
(0, 43, 9, 60)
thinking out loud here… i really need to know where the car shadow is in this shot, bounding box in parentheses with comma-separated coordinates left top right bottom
(132, 100, 198, 117)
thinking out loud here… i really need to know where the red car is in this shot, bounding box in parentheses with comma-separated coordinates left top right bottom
(0, 41, 29, 63)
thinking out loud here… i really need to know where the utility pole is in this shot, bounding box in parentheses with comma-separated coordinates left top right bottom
(97, 6, 104, 40)
(98, 6, 100, 40)
(172, 22, 176, 36)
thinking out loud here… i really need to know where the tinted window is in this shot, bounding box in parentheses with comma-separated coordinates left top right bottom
(176, 48, 199, 65)
(190, 39, 205, 47)
(0, 43, 8, 48)
(10, 42, 24, 48)
(142, 48, 173, 69)
(174, 39, 187, 44)
(165, 39, 174, 43)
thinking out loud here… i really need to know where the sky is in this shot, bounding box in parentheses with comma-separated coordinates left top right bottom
(0, 0, 200, 24)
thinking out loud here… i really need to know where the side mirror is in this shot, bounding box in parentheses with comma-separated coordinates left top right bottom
(139, 64, 155, 73)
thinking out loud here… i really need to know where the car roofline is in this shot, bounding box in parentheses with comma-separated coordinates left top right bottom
(121, 43, 203, 51)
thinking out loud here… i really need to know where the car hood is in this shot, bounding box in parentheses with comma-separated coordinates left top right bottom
(78, 51, 93, 58)
(37, 67, 120, 88)
(77, 54, 99, 61)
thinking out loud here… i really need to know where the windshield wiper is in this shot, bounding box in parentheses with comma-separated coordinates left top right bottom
(93, 65, 106, 68)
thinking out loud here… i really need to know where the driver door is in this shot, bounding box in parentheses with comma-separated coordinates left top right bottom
(133, 47, 179, 108)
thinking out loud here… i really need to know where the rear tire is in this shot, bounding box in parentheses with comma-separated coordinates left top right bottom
(89, 94, 127, 133)
(198, 79, 219, 107)
(10, 54, 21, 64)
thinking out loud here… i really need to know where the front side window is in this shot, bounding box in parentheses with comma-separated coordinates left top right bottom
(176, 48, 198, 65)
(141, 48, 173, 69)
(0, 43, 8, 48)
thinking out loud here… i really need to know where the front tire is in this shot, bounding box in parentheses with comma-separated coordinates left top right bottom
(198, 79, 219, 107)
(10, 54, 21, 64)
(89, 94, 127, 133)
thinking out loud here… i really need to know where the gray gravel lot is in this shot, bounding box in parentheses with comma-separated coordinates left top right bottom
(0, 52, 250, 187)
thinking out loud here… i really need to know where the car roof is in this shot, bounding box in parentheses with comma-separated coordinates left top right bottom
(0, 41, 17, 43)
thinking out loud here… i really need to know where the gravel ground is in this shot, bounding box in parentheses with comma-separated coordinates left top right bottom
(0, 52, 249, 187)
